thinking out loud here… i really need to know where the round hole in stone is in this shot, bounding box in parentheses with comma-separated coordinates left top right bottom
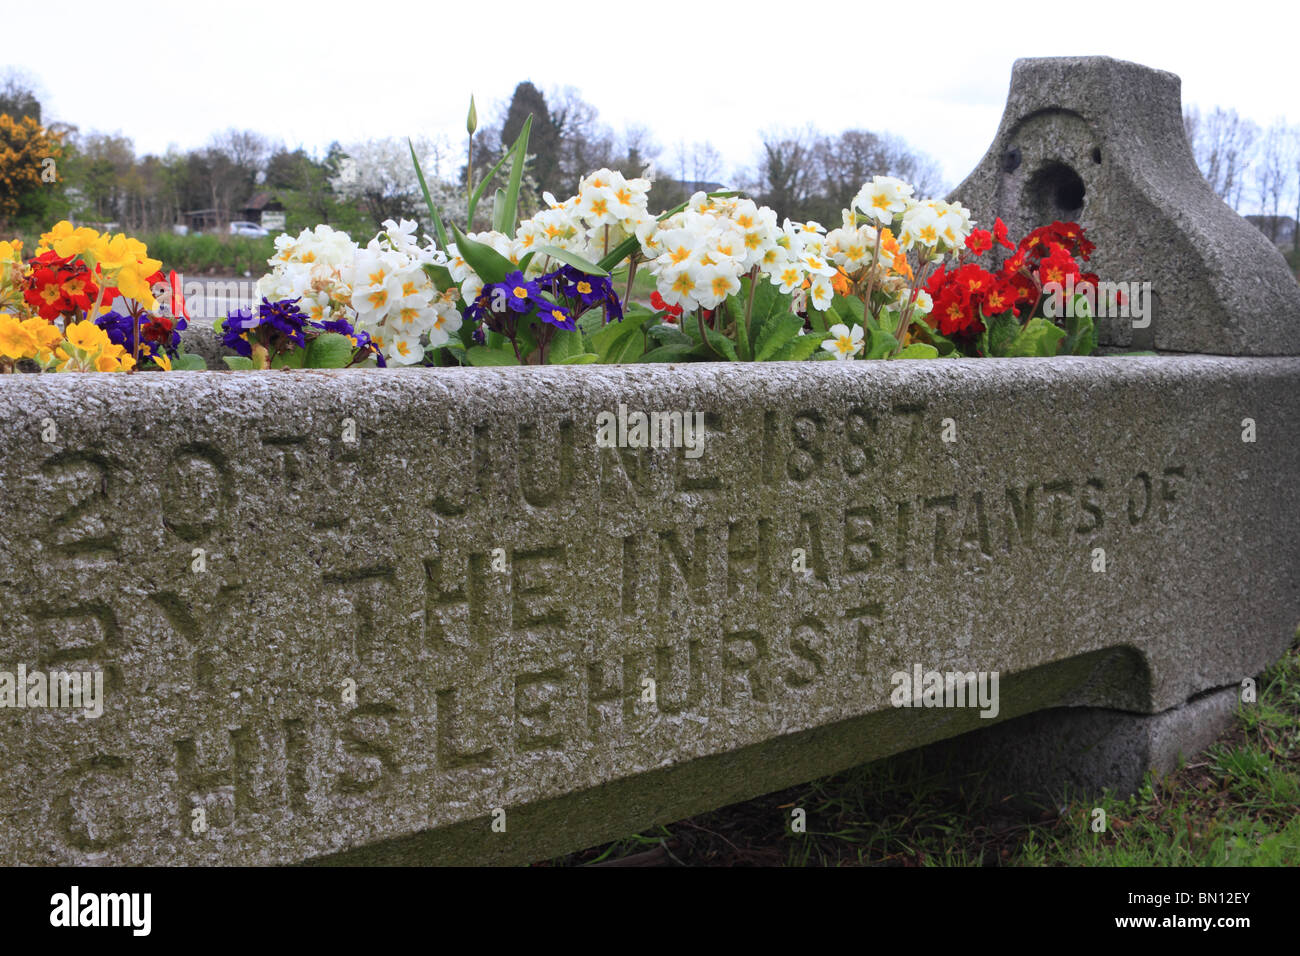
(1002, 147, 1022, 173)
(1027, 161, 1085, 219)
(1091, 147, 1102, 165)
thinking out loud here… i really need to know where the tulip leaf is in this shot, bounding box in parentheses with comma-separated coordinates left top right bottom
(500, 115, 531, 239)
(535, 245, 609, 276)
(409, 138, 449, 251)
(451, 224, 515, 285)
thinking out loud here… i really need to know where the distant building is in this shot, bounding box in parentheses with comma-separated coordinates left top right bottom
(1245, 214, 1297, 248)
(182, 208, 222, 232)
(665, 179, 730, 194)
(240, 193, 286, 231)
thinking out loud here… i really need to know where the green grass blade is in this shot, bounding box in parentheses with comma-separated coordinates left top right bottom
(409, 138, 449, 250)
(501, 115, 532, 239)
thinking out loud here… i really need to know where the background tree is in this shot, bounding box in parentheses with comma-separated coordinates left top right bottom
(751, 126, 820, 222)
(332, 135, 460, 232)
(0, 112, 66, 230)
(548, 86, 615, 195)
(501, 82, 561, 194)
(1252, 120, 1294, 241)
(0, 69, 42, 123)
(1184, 105, 1260, 211)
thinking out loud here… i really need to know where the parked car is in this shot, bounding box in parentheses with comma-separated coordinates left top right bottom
(228, 220, 269, 237)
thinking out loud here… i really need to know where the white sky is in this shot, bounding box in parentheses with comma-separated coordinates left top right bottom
(8, 0, 1297, 195)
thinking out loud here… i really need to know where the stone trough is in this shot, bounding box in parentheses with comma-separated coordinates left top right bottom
(2, 56, 1298, 866)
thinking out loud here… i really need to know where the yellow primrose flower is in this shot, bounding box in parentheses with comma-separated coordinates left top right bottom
(0, 314, 37, 360)
(0, 239, 22, 262)
(39, 221, 100, 258)
(89, 234, 162, 308)
(22, 317, 63, 352)
(65, 320, 108, 352)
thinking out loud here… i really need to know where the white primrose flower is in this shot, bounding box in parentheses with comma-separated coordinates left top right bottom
(808, 273, 835, 312)
(927, 199, 973, 252)
(695, 262, 742, 309)
(853, 176, 915, 224)
(899, 202, 942, 251)
(822, 322, 864, 359)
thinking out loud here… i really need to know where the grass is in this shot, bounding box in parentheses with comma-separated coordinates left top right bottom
(9, 230, 276, 277)
(546, 636, 1300, 867)
(141, 233, 275, 276)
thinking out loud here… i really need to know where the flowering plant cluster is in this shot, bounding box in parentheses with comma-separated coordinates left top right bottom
(3, 105, 1105, 377)
(100, 99, 1104, 372)
(918, 219, 1100, 357)
(0, 223, 201, 373)
(233, 218, 460, 368)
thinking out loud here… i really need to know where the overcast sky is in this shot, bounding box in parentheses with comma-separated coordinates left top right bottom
(8, 0, 1295, 195)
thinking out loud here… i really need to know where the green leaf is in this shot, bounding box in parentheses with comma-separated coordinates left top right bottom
(754, 314, 805, 361)
(170, 352, 207, 371)
(547, 328, 586, 364)
(500, 115, 531, 239)
(222, 355, 256, 371)
(555, 352, 599, 364)
(772, 331, 827, 362)
(597, 236, 641, 273)
(450, 224, 515, 285)
(305, 332, 355, 369)
(912, 324, 959, 356)
(1062, 308, 1097, 356)
(806, 304, 831, 335)
(640, 344, 699, 363)
(440, 342, 468, 365)
(732, 297, 751, 361)
(890, 342, 940, 360)
(865, 328, 899, 360)
(984, 311, 1021, 357)
(695, 328, 739, 361)
(680, 311, 739, 361)
(270, 349, 306, 369)
(535, 245, 610, 276)
(421, 262, 454, 290)
(212, 316, 226, 335)
(577, 309, 608, 336)
(465, 345, 520, 366)
(744, 277, 796, 348)
(466, 134, 521, 229)
(1007, 317, 1067, 357)
(589, 309, 652, 364)
(829, 293, 866, 326)
(409, 138, 449, 251)
(647, 323, 692, 347)
(491, 187, 508, 233)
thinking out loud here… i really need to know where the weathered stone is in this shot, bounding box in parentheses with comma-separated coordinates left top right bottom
(918, 684, 1246, 802)
(951, 56, 1300, 356)
(2, 358, 1297, 865)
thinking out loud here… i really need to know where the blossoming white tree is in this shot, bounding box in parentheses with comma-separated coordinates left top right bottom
(331, 136, 466, 232)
